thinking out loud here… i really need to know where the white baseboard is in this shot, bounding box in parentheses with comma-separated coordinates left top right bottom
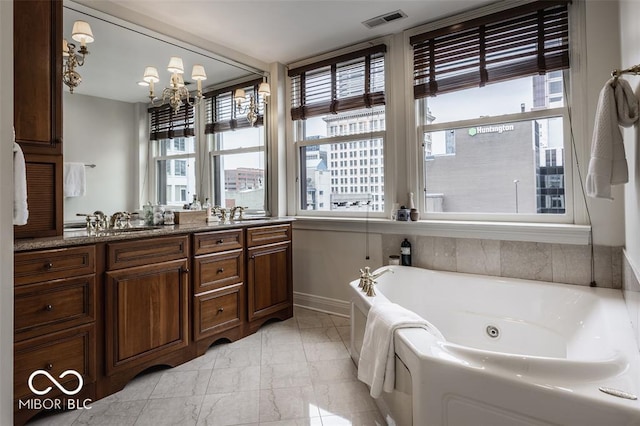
(293, 292, 351, 317)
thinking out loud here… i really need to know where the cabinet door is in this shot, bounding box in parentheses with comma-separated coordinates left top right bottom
(14, 0, 63, 153)
(247, 242, 292, 321)
(105, 259, 189, 375)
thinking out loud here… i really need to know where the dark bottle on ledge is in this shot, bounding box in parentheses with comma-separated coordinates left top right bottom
(401, 238, 412, 266)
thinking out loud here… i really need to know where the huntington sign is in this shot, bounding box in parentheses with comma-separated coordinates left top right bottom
(468, 124, 515, 136)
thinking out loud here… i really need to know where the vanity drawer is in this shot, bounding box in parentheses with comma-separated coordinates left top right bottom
(107, 235, 189, 270)
(15, 275, 96, 341)
(193, 229, 244, 255)
(247, 224, 291, 247)
(14, 324, 96, 400)
(14, 245, 95, 286)
(194, 249, 244, 293)
(194, 284, 243, 341)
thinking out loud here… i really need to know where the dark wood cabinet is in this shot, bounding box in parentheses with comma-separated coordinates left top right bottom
(104, 236, 190, 379)
(246, 225, 293, 331)
(13, 0, 64, 238)
(192, 230, 245, 354)
(13, 245, 96, 425)
(13, 221, 293, 424)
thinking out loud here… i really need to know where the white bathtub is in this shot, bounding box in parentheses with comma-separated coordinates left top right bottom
(349, 266, 640, 426)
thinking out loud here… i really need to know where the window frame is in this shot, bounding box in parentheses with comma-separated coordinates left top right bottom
(290, 41, 391, 218)
(407, 0, 576, 224)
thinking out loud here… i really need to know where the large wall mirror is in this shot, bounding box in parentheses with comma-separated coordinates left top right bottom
(62, 1, 266, 222)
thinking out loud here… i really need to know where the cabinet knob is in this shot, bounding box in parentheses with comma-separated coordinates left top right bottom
(216, 268, 224, 274)
(182, 268, 190, 274)
(217, 307, 224, 313)
(44, 262, 53, 270)
(216, 239, 224, 244)
(45, 304, 53, 311)
(46, 363, 53, 371)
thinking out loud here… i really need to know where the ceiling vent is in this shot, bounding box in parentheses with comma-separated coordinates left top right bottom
(362, 10, 407, 29)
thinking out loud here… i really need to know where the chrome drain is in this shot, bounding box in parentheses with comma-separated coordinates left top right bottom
(486, 325, 500, 338)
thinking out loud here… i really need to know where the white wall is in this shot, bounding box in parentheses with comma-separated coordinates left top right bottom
(0, 1, 13, 423)
(620, 1, 640, 272)
(582, 1, 626, 246)
(63, 93, 139, 221)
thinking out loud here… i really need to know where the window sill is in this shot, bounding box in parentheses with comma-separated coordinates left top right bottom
(292, 216, 591, 245)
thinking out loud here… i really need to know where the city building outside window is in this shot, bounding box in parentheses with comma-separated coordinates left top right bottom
(290, 45, 387, 214)
(411, 2, 571, 219)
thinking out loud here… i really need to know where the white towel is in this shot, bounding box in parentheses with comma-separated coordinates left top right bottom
(13, 141, 28, 226)
(64, 162, 86, 197)
(586, 77, 638, 199)
(357, 302, 444, 398)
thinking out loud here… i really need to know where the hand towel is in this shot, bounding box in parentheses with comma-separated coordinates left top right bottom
(64, 162, 86, 197)
(13, 141, 28, 226)
(357, 302, 444, 398)
(586, 77, 638, 199)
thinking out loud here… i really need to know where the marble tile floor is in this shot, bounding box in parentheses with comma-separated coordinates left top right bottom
(28, 307, 387, 426)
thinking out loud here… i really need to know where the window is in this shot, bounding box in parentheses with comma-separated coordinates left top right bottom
(411, 2, 570, 218)
(205, 79, 268, 213)
(149, 103, 196, 207)
(290, 45, 387, 214)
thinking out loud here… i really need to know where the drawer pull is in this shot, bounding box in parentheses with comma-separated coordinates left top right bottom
(217, 307, 224, 313)
(45, 304, 54, 311)
(217, 268, 224, 274)
(216, 239, 224, 244)
(46, 363, 53, 371)
(44, 262, 53, 270)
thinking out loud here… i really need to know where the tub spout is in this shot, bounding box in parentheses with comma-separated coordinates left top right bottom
(360, 267, 394, 297)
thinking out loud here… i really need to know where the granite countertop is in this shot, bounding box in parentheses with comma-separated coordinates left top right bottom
(14, 217, 295, 252)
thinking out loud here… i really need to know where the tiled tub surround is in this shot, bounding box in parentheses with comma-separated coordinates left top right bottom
(26, 307, 385, 426)
(382, 235, 623, 289)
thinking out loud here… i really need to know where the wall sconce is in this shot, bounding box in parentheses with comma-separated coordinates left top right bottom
(142, 57, 207, 113)
(233, 80, 271, 126)
(62, 20, 95, 93)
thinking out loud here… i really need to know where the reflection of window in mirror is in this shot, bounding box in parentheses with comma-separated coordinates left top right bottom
(206, 79, 268, 214)
(150, 79, 268, 213)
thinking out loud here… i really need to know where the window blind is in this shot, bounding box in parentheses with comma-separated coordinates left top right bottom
(148, 102, 195, 140)
(410, 1, 570, 99)
(289, 44, 386, 120)
(204, 79, 264, 134)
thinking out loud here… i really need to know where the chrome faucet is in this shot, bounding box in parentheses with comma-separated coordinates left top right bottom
(213, 206, 229, 222)
(359, 266, 394, 297)
(109, 211, 131, 229)
(230, 206, 247, 220)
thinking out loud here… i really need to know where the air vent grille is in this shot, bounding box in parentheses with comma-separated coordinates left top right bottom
(362, 10, 407, 29)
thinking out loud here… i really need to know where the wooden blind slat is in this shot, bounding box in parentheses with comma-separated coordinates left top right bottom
(411, 2, 570, 99)
(290, 45, 386, 121)
(204, 78, 264, 134)
(148, 102, 195, 141)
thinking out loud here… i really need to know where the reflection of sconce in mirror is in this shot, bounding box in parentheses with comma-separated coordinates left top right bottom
(233, 80, 271, 126)
(142, 57, 207, 113)
(63, 20, 95, 93)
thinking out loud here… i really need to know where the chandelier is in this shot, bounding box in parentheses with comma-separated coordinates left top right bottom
(63, 20, 95, 93)
(233, 81, 271, 126)
(142, 57, 207, 113)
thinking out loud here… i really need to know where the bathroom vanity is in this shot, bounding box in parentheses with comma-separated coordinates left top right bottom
(13, 219, 293, 425)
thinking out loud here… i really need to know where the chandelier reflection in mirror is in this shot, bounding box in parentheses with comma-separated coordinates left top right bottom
(234, 81, 271, 126)
(142, 57, 207, 113)
(62, 20, 95, 93)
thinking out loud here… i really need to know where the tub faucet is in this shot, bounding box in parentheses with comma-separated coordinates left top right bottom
(359, 266, 394, 297)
